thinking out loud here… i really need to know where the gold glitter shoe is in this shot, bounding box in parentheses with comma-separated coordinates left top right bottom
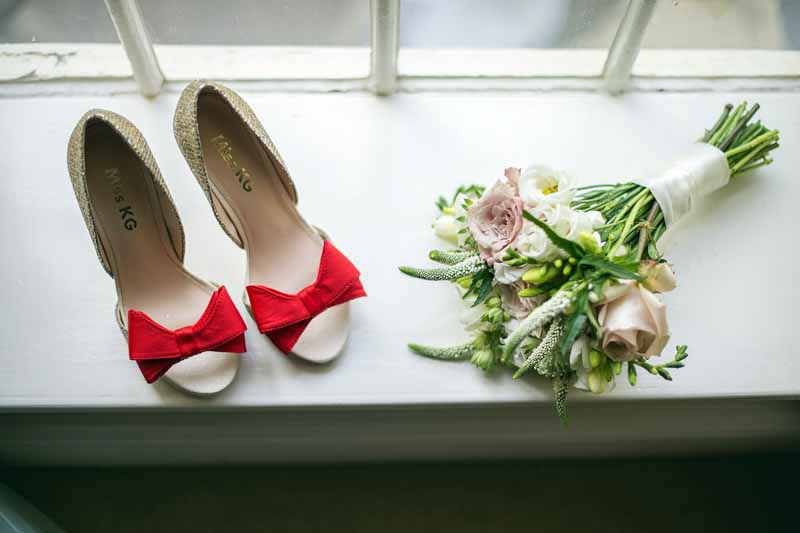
(67, 109, 246, 394)
(174, 81, 365, 363)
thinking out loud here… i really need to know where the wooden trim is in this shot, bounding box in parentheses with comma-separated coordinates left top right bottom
(1, 44, 798, 85)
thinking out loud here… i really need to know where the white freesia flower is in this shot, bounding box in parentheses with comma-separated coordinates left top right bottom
(433, 214, 459, 244)
(493, 262, 527, 284)
(569, 335, 592, 370)
(458, 297, 490, 332)
(512, 205, 604, 261)
(548, 204, 604, 242)
(570, 336, 617, 394)
(518, 165, 575, 207)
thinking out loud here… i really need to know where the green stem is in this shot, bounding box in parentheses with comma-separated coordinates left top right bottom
(607, 191, 649, 258)
(725, 130, 779, 158)
(636, 201, 660, 261)
(702, 103, 732, 142)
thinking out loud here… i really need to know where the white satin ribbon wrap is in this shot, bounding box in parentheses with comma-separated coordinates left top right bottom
(635, 143, 731, 227)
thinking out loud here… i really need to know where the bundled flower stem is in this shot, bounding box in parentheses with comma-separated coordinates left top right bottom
(572, 102, 778, 262)
(399, 102, 779, 424)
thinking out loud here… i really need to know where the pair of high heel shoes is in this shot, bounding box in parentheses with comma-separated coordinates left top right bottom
(67, 81, 366, 395)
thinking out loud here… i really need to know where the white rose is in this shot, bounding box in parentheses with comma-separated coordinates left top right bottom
(518, 165, 575, 207)
(433, 214, 459, 244)
(514, 223, 560, 261)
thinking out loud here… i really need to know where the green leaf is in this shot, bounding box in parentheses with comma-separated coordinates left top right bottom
(523, 210, 585, 258)
(647, 242, 660, 260)
(578, 255, 642, 280)
(656, 367, 673, 381)
(473, 275, 494, 307)
(675, 345, 689, 361)
(559, 292, 588, 361)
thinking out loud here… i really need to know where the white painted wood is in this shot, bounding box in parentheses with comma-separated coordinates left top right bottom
(1, 44, 798, 85)
(633, 49, 800, 78)
(104, 0, 164, 96)
(0, 87, 799, 413)
(0, 44, 371, 82)
(603, 0, 657, 94)
(370, 0, 400, 95)
(398, 48, 606, 78)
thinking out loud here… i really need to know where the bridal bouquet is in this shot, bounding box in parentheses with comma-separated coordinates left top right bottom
(399, 102, 779, 422)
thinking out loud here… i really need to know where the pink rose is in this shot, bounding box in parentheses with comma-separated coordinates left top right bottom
(467, 179, 523, 264)
(598, 281, 670, 362)
(504, 167, 521, 193)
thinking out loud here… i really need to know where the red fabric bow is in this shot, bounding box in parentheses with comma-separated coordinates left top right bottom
(246, 241, 366, 354)
(127, 286, 247, 383)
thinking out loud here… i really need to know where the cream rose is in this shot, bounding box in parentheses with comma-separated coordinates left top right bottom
(598, 281, 670, 362)
(639, 260, 677, 293)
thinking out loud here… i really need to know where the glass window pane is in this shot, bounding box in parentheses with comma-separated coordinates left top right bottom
(137, 0, 370, 79)
(642, 0, 799, 50)
(400, 0, 626, 49)
(0, 0, 118, 43)
(139, 0, 369, 46)
(398, 0, 627, 77)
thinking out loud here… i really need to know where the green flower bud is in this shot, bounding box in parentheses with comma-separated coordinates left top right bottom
(485, 296, 502, 308)
(553, 258, 564, 269)
(518, 286, 545, 298)
(589, 349, 603, 368)
(470, 348, 495, 371)
(587, 370, 605, 394)
(484, 308, 504, 324)
(562, 264, 573, 276)
(457, 276, 472, 289)
(603, 362, 613, 382)
(522, 265, 549, 284)
(628, 362, 637, 386)
(577, 231, 602, 255)
(568, 257, 577, 265)
(613, 361, 623, 375)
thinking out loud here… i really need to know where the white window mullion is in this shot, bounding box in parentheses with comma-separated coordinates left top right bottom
(370, 0, 400, 96)
(104, 0, 164, 97)
(603, 0, 657, 95)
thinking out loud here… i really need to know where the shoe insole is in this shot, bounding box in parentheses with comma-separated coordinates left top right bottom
(197, 94, 349, 362)
(84, 122, 238, 393)
(197, 94, 323, 291)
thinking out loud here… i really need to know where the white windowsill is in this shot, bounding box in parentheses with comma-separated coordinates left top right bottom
(1, 76, 799, 463)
